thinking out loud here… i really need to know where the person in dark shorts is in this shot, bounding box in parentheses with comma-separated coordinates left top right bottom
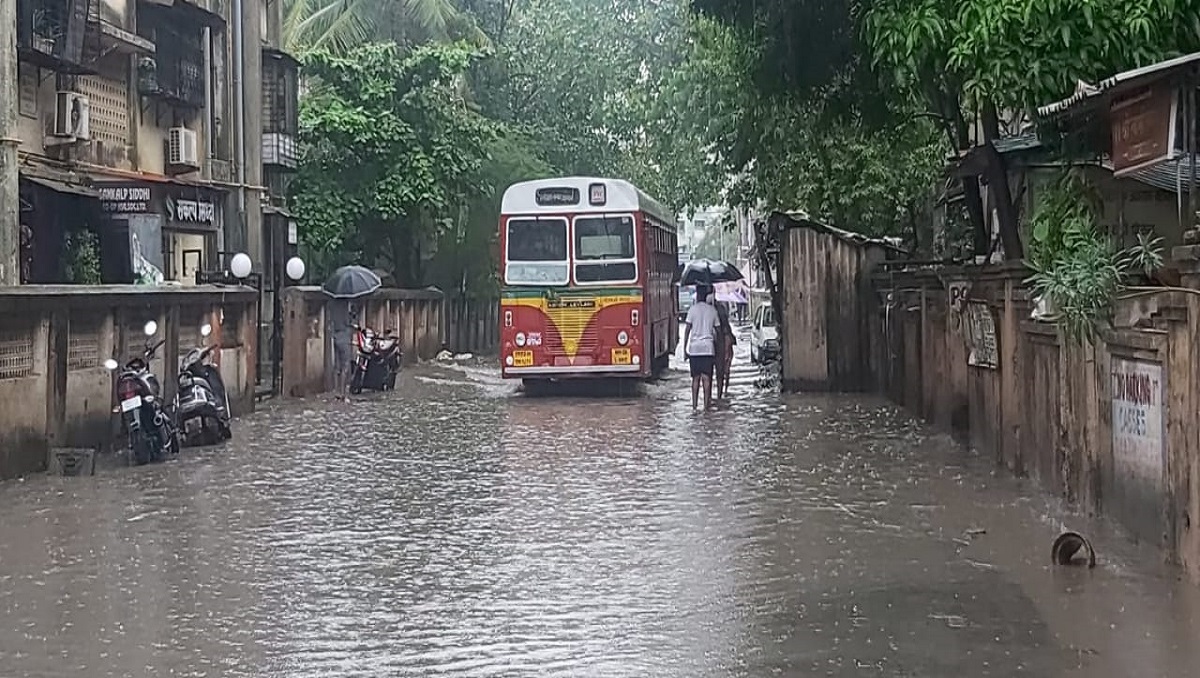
(329, 300, 358, 401)
(683, 284, 719, 411)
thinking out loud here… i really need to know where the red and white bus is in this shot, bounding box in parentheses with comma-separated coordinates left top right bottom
(498, 177, 679, 384)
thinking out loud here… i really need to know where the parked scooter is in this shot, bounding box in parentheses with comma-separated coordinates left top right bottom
(348, 324, 402, 394)
(176, 323, 233, 445)
(105, 320, 181, 465)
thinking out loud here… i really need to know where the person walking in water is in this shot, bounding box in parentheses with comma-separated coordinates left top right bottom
(714, 300, 736, 399)
(329, 300, 358, 401)
(683, 284, 719, 411)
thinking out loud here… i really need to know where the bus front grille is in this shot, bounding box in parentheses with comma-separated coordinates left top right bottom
(548, 305, 598, 356)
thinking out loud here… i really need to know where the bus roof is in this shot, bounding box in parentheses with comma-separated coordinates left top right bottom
(500, 177, 674, 225)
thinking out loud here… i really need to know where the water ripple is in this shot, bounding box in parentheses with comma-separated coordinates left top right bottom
(0, 352, 1198, 677)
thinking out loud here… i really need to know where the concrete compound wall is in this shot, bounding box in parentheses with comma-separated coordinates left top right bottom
(281, 287, 446, 397)
(0, 285, 258, 479)
(868, 264, 1200, 578)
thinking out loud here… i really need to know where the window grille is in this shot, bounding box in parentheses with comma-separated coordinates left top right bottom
(0, 328, 36, 380)
(67, 312, 104, 371)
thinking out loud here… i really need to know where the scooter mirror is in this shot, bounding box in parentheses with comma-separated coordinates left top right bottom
(103, 359, 119, 371)
(200, 323, 213, 338)
(143, 320, 158, 337)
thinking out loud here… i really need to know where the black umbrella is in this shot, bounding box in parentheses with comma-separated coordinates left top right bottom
(679, 258, 744, 286)
(322, 265, 382, 299)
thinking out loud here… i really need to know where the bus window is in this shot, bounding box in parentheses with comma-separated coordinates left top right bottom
(574, 215, 636, 283)
(506, 217, 569, 285)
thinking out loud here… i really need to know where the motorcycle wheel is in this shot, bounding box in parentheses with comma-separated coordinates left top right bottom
(386, 370, 398, 390)
(201, 418, 219, 446)
(131, 432, 154, 466)
(349, 369, 364, 395)
(219, 421, 233, 441)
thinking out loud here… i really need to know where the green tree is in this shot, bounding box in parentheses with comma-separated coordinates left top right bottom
(481, 0, 692, 187)
(282, 0, 481, 54)
(291, 42, 497, 286)
(426, 129, 556, 297)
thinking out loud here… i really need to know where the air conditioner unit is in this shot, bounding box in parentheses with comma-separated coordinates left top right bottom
(168, 127, 200, 169)
(52, 91, 90, 140)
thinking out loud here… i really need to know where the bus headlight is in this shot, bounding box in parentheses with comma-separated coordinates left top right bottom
(617, 330, 629, 346)
(505, 355, 514, 366)
(515, 332, 526, 347)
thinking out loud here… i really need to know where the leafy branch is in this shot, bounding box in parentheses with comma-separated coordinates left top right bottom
(1025, 170, 1164, 344)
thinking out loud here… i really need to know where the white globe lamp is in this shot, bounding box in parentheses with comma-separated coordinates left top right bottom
(285, 256, 306, 282)
(230, 252, 252, 279)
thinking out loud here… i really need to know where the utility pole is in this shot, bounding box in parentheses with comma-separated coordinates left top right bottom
(0, 0, 20, 285)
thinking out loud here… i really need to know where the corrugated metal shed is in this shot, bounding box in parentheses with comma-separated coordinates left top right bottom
(1037, 52, 1200, 118)
(1107, 155, 1198, 193)
(957, 132, 1193, 194)
(774, 213, 898, 392)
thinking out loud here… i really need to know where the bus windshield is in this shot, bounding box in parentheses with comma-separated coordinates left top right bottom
(574, 215, 636, 283)
(506, 218, 569, 285)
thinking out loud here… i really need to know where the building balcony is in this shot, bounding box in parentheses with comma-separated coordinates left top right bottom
(17, 0, 103, 73)
(262, 47, 299, 172)
(136, 54, 204, 109)
(134, 0, 223, 109)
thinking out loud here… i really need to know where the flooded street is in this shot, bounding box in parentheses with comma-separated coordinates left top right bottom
(3, 327, 1200, 677)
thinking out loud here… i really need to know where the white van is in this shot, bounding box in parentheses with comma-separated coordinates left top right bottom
(750, 303, 779, 364)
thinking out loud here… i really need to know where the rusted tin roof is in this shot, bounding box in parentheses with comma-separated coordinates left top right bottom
(770, 212, 907, 254)
(1037, 52, 1200, 119)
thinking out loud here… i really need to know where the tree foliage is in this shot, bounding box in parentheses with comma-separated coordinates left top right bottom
(693, 0, 1200, 259)
(283, 0, 483, 54)
(289, 0, 712, 291)
(291, 42, 496, 286)
(653, 14, 944, 241)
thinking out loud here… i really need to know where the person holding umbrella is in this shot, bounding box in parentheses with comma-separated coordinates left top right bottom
(679, 259, 745, 407)
(323, 265, 382, 400)
(683, 284, 720, 411)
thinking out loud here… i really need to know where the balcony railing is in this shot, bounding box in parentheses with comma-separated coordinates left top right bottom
(16, 0, 101, 73)
(263, 48, 299, 171)
(136, 4, 206, 108)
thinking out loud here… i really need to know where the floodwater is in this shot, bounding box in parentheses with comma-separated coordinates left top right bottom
(2, 324, 1200, 677)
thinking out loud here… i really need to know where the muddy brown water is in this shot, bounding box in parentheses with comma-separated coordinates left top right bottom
(1, 339, 1199, 677)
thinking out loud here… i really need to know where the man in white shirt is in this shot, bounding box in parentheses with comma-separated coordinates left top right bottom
(684, 284, 719, 411)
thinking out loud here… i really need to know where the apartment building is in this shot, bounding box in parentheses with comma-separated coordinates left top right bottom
(7, 0, 297, 285)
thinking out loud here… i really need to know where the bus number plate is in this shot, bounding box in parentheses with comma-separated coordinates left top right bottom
(611, 348, 631, 365)
(513, 350, 533, 367)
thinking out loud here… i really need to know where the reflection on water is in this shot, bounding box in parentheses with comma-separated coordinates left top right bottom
(1, 355, 1199, 677)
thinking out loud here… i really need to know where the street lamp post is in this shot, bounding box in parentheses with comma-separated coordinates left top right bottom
(198, 252, 304, 396)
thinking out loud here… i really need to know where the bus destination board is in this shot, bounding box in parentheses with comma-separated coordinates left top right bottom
(536, 187, 580, 206)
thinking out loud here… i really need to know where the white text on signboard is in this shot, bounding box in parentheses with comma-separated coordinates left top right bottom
(1110, 357, 1164, 486)
(966, 302, 998, 369)
(99, 186, 152, 214)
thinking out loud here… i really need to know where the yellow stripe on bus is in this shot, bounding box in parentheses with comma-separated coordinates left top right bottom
(502, 294, 641, 357)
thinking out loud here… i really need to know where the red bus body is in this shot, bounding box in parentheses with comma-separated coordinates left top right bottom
(498, 177, 678, 381)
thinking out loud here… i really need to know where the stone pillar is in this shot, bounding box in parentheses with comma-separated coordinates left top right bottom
(280, 288, 308, 396)
(44, 309, 68, 449)
(1171, 245, 1200, 290)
